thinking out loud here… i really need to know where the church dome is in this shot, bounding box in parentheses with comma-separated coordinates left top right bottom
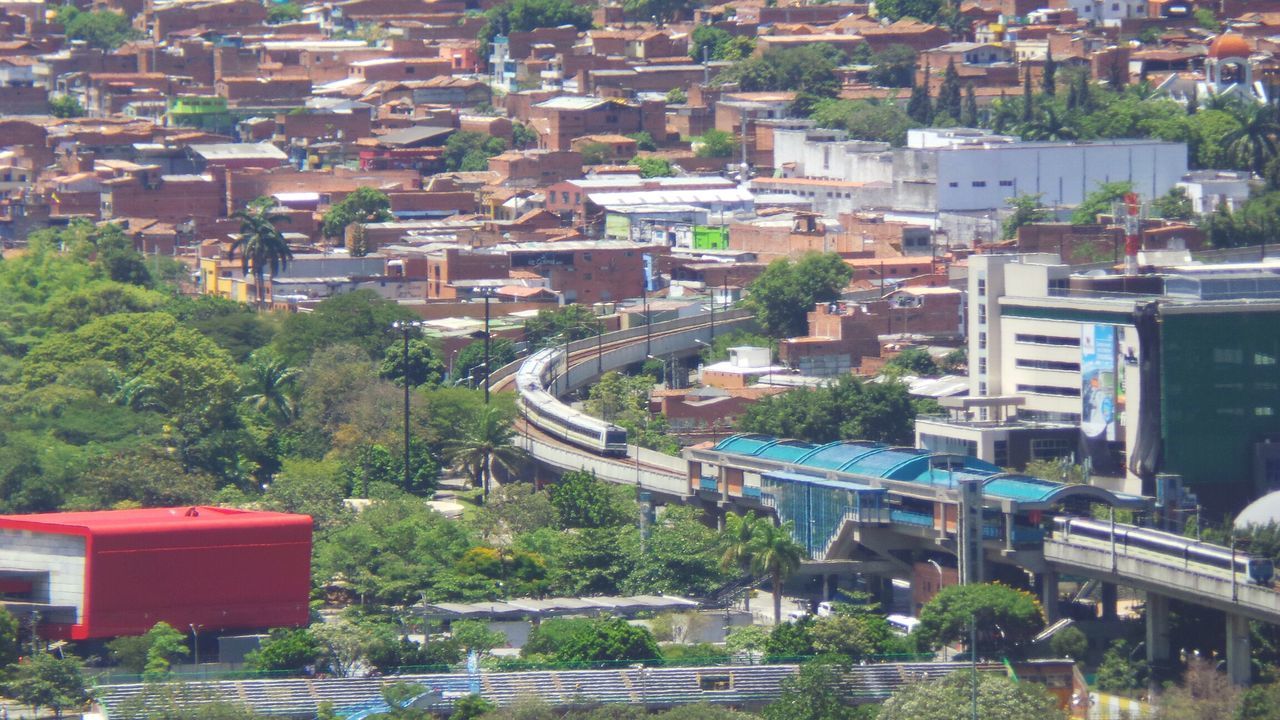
(1208, 33, 1252, 60)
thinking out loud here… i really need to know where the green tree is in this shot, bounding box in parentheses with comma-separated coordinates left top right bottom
(380, 337, 444, 388)
(1094, 639, 1146, 692)
(879, 671, 1066, 720)
(549, 469, 638, 529)
(450, 620, 506, 659)
(1042, 50, 1057, 96)
(626, 505, 731, 597)
(1151, 186, 1195, 220)
(441, 404, 527, 500)
(6, 651, 88, 718)
(267, 1, 302, 22)
(762, 661, 873, 720)
(725, 625, 769, 662)
(523, 305, 600, 350)
(961, 83, 978, 127)
(578, 142, 612, 166)
(885, 347, 940, 376)
(868, 44, 917, 88)
(65, 449, 217, 510)
(242, 352, 299, 423)
(873, 0, 944, 22)
(694, 129, 736, 158)
(1002, 193, 1052, 239)
(48, 95, 85, 118)
(907, 66, 933, 124)
(720, 511, 765, 609)
(141, 622, 189, 681)
(274, 290, 417, 364)
(512, 123, 539, 149)
(230, 199, 293, 309)
(716, 44, 845, 103)
(753, 520, 805, 625)
(452, 695, 495, 720)
(1193, 7, 1219, 30)
(690, 25, 731, 61)
(1071, 181, 1133, 225)
(622, 0, 694, 22)
(633, 156, 676, 178)
(321, 187, 393, 240)
(1020, 106, 1079, 142)
(527, 617, 658, 666)
(479, 0, 593, 50)
(454, 338, 518, 384)
(936, 58, 962, 122)
(1223, 101, 1280, 175)
(743, 252, 852, 338)
(811, 98, 921, 146)
(56, 6, 133, 50)
(261, 457, 348, 529)
(809, 612, 895, 661)
(915, 583, 1045, 658)
(737, 374, 920, 444)
(22, 312, 239, 417)
(1048, 625, 1087, 661)
(444, 131, 509, 172)
(244, 629, 324, 674)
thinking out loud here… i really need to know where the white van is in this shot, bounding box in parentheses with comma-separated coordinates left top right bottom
(886, 614, 920, 635)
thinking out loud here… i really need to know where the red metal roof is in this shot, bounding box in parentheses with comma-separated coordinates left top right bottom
(0, 506, 309, 536)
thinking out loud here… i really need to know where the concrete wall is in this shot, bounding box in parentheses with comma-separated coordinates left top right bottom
(0, 529, 85, 618)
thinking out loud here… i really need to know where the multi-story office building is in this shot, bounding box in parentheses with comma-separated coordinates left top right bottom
(919, 253, 1280, 510)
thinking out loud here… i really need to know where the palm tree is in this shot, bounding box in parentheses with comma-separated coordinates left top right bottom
(230, 199, 293, 310)
(1019, 106, 1080, 142)
(720, 511, 764, 610)
(109, 372, 163, 412)
(242, 353, 299, 423)
(441, 405, 528, 502)
(751, 520, 806, 625)
(1224, 102, 1280, 176)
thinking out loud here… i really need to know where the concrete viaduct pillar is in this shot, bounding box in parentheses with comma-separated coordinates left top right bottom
(1100, 583, 1119, 621)
(1145, 592, 1170, 670)
(1040, 572, 1059, 623)
(1226, 613, 1252, 685)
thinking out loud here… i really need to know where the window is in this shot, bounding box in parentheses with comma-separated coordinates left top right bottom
(978, 357, 987, 375)
(999, 180, 1014, 187)
(699, 675, 732, 691)
(972, 181, 987, 187)
(584, 273, 592, 280)
(1031, 438, 1073, 460)
(574, 192, 581, 204)
(1015, 333, 1080, 347)
(1259, 407, 1275, 417)
(976, 278, 986, 296)
(1016, 384, 1081, 397)
(979, 381, 988, 395)
(993, 440, 1008, 467)
(949, 181, 959, 188)
(405, 66, 415, 74)
(979, 332, 987, 350)
(561, 191, 570, 204)
(978, 304, 987, 324)
(583, 252, 592, 261)
(1257, 353, 1277, 365)
(1015, 358, 1081, 372)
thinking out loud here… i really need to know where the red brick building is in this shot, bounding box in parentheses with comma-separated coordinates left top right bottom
(528, 96, 666, 151)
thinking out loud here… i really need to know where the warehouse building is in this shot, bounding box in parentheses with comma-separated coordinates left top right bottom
(0, 506, 312, 640)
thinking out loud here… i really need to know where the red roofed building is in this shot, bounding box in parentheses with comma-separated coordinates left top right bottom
(0, 506, 312, 640)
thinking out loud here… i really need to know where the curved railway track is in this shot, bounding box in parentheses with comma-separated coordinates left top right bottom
(490, 312, 754, 489)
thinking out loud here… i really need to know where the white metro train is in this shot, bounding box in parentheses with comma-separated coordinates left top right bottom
(516, 347, 629, 456)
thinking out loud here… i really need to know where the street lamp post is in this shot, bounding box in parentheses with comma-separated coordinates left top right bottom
(391, 320, 426, 493)
(189, 623, 203, 677)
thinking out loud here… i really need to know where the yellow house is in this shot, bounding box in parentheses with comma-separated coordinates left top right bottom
(199, 254, 258, 304)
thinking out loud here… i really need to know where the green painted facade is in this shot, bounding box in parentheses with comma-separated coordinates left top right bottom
(692, 225, 728, 250)
(1160, 310, 1280, 504)
(604, 213, 631, 240)
(167, 96, 232, 133)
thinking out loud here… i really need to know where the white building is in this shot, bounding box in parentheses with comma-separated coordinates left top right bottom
(1176, 170, 1253, 214)
(771, 127, 1188, 219)
(1065, 0, 1150, 24)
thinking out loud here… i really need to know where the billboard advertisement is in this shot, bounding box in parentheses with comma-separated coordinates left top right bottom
(1081, 324, 1118, 442)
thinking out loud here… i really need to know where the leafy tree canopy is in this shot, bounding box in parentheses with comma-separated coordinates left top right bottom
(633, 156, 676, 178)
(1070, 181, 1133, 225)
(549, 470, 638, 529)
(274, 290, 418, 364)
(868, 45, 918, 88)
(879, 671, 1065, 720)
(743, 252, 852, 338)
(56, 6, 133, 49)
(321, 188, 393, 240)
(523, 304, 600, 350)
(810, 98, 921, 146)
(873, 0, 944, 22)
(6, 651, 89, 718)
(716, 44, 846, 104)
(738, 374, 920, 445)
(444, 132, 509, 172)
(915, 582, 1045, 658)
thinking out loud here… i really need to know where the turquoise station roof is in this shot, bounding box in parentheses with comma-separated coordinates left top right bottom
(711, 434, 1150, 509)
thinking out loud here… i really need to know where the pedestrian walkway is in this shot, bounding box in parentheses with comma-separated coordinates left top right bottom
(1088, 692, 1152, 719)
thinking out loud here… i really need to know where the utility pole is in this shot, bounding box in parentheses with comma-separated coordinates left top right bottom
(970, 616, 978, 720)
(482, 290, 492, 405)
(392, 320, 424, 491)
